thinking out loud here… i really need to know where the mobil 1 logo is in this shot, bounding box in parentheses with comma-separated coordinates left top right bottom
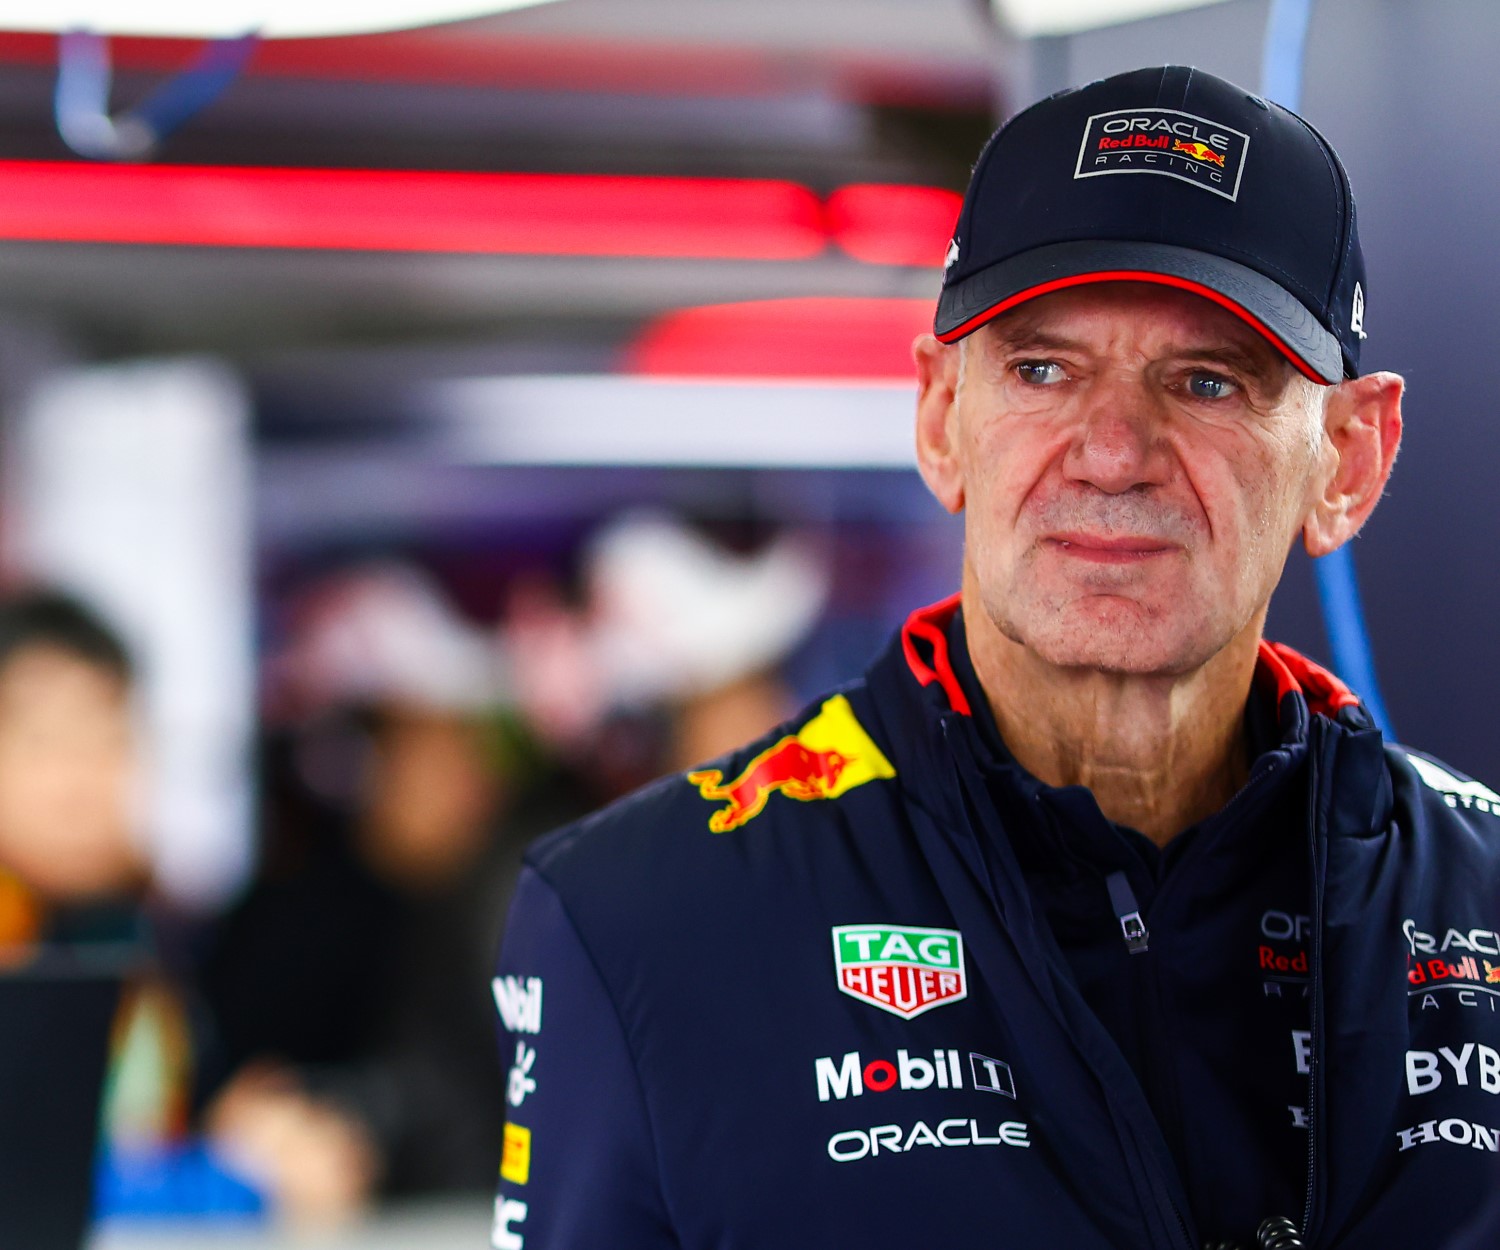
(816, 1047, 1017, 1102)
(1075, 107, 1249, 201)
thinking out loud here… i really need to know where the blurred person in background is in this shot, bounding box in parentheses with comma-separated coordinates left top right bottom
(505, 512, 829, 800)
(195, 523, 827, 1226)
(192, 564, 557, 1226)
(583, 512, 829, 775)
(0, 590, 204, 1239)
(0, 590, 148, 949)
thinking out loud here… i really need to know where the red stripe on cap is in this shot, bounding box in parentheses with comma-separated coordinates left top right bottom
(901, 594, 972, 716)
(936, 270, 1331, 386)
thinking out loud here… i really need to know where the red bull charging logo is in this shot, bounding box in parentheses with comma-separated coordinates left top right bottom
(1172, 139, 1226, 167)
(688, 694, 895, 833)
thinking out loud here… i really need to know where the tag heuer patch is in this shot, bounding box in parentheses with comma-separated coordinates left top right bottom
(833, 924, 967, 1019)
(1074, 107, 1249, 201)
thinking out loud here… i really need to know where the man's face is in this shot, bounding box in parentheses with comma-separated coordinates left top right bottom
(922, 282, 1333, 676)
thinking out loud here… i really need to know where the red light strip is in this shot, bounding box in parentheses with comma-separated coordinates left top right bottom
(0, 161, 955, 263)
(825, 183, 961, 267)
(0, 31, 830, 99)
(0, 161, 827, 258)
(627, 297, 934, 380)
(0, 33, 986, 105)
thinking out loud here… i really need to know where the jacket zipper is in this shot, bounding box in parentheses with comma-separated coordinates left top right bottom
(1300, 720, 1326, 1241)
(1037, 737, 1306, 1247)
(942, 721, 1197, 1250)
(1105, 869, 1151, 955)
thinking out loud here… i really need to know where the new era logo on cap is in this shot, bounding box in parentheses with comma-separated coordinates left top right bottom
(1075, 107, 1249, 201)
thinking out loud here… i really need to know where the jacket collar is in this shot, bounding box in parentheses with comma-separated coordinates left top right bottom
(898, 592, 1368, 727)
(864, 594, 1392, 841)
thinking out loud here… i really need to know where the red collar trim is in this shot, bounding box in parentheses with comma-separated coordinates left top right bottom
(903, 595, 1359, 722)
(901, 594, 972, 716)
(1257, 639, 1360, 717)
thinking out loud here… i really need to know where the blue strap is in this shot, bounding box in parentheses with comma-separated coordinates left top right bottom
(1260, 0, 1315, 112)
(56, 29, 259, 161)
(1261, 0, 1395, 738)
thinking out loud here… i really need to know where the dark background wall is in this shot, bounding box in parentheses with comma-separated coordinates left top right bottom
(1037, 0, 1500, 780)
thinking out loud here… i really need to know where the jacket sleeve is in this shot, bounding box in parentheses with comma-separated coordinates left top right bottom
(491, 865, 678, 1250)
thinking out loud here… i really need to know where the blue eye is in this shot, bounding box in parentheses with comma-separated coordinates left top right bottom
(1016, 361, 1065, 385)
(1187, 372, 1236, 400)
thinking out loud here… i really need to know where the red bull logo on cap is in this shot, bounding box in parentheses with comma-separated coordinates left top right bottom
(688, 694, 895, 833)
(1172, 139, 1227, 167)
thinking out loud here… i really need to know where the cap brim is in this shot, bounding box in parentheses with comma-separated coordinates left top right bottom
(935, 240, 1344, 385)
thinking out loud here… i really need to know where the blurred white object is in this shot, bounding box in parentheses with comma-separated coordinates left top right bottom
(0, 1, 562, 38)
(6, 360, 253, 910)
(13, 0, 1232, 42)
(439, 376, 917, 470)
(588, 513, 829, 707)
(286, 564, 503, 713)
(992, 0, 1233, 36)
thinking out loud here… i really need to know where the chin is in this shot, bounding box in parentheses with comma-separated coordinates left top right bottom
(1024, 634, 1186, 675)
(1006, 599, 1222, 677)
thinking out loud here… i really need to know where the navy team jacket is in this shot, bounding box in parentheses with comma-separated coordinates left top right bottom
(490, 597, 1500, 1250)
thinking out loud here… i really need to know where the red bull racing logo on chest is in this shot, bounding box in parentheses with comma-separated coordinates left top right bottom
(688, 694, 895, 833)
(833, 924, 967, 1019)
(1075, 107, 1249, 200)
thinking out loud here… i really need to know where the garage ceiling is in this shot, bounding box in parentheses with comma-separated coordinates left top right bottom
(0, 1, 1003, 365)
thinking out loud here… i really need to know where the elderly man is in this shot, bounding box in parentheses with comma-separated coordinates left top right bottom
(491, 66, 1494, 1250)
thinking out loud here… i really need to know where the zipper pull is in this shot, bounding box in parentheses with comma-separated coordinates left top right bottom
(1254, 1216, 1304, 1248)
(1105, 869, 1150, 955)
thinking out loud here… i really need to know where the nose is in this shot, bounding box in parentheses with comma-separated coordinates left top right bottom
(1061, 376, 1170, 495)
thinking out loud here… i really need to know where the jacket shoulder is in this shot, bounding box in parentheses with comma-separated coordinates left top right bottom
(525, 681, 897, 899)
(525, 765, 698, 884)
(1386, 743, 1500, 875)
(1389, 743, 1500, 821)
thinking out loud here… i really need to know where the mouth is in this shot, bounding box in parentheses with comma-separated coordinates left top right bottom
(1043, 533, 1179, 565)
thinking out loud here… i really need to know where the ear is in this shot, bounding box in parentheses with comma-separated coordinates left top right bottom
(1302, 370, 1404, 557)
(914, 333, 965, 514)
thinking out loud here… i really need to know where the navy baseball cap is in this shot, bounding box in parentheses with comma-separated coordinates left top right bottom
(936, 65, 1367, 383)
